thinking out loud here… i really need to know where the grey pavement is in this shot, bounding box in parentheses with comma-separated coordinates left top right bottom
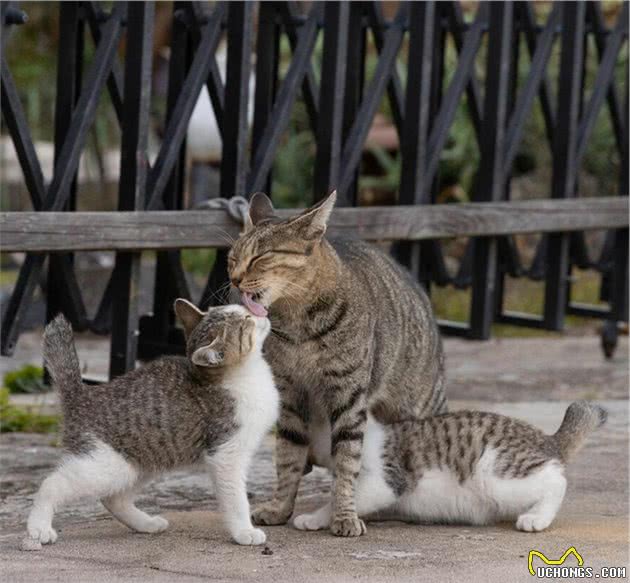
(0, 333, 628, 582)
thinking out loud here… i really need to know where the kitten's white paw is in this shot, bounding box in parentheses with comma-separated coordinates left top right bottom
(26, 520, 58, 545)
(233, 527, 266, 546)
(136, 515, 169, 534)
(20, 536, 43, 551)
(516, 513, 552, 532)
(293, 513, 329, 531)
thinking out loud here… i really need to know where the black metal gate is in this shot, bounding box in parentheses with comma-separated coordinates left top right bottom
(1, 1, 628, 379)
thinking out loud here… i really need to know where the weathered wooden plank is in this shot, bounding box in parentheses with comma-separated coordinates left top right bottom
(1, 197, 627, 253)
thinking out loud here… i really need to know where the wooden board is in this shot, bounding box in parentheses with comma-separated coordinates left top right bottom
(1, 196, 627, 252)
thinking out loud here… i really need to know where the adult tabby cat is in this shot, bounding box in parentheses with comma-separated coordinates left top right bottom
(293, 402, 607, 533)
(23, 302, 277, 550)
(227, 191, 446, 537)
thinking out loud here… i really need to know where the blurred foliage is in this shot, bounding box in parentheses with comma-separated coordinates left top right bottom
(430, 267, 605, 337)
(0, 388, 59, 433)
(3, 364, 47, 394)
(181, 248, 217, 278)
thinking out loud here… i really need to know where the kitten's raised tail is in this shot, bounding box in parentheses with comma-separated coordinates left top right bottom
(553, 401, 607, 462)
(42, 314, 82, 395)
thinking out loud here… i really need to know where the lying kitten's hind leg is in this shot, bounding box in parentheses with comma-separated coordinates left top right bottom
(516, 465, 567, 533)
(294, 463, 397, 531)
(293, 502, 332, 531)
(25, 441, 139, 549)
(102, 488, 168, 534)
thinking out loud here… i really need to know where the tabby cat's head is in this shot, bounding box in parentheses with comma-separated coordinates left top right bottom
(174, 299, 270, 368)
(228, 191, 336, 311)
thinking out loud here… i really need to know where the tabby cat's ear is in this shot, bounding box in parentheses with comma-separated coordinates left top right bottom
(174, 298, 205, 336)
(288, 190, 336, 241)
(245, 192, 276, 231)
(191, 338, 224, 367)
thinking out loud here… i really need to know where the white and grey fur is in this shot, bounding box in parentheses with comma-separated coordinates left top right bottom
(23, 302, 278, 550)
(294, 402, 607, 533)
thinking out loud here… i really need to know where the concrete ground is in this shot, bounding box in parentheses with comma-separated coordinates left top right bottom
(0, 333, 628, 582)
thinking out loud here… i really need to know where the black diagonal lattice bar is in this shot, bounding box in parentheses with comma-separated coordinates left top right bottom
(426, 4, 487, 187)
(146, 2, 225, 210)
(247, 3, 320, 194)
(575, 3, 628, 168)
(337, 4, 407, 202)
(504, 5, 560, 178)
(366, 1, 405, 137)
(1, 4, 124, 355)
(589, 1, 626, 155)
(84, 1, 124, 122)
(186, 1, 226, 136)
(445, 1, 483, 138)
(0, 56, 45, 209)
(282, 2, 320, 133)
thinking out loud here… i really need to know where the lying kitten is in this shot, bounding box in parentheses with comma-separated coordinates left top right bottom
(294, 402, 606, 533)
(23, 300, 278, 550)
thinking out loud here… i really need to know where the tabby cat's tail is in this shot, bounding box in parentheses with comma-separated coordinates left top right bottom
(42, 314, 82, 396)
(553, 401, 607, 462)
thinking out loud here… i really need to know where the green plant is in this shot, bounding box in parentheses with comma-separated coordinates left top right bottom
(0, 388, 59, 433)
(3, 364, 47, 394)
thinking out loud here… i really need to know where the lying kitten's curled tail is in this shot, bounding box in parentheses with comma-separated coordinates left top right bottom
(42, 314, 82, 395)
(554, 401, 607, 462)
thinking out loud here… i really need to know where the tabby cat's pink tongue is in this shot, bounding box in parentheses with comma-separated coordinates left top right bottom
(241, 292, 268, 317)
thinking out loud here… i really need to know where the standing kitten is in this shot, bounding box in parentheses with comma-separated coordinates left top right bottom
(294, 402, 606, 532)
(23, 300, 278, 550)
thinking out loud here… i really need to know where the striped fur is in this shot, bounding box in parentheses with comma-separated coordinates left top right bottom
(228, 192, 446, 537)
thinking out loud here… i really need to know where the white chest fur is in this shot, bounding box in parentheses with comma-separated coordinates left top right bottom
(221, 350, 279, 451)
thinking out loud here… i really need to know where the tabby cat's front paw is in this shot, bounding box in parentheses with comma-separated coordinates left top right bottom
(233, 527, 267, 546)
(251, 503, 291, 526)
(330, 516, 366, 537)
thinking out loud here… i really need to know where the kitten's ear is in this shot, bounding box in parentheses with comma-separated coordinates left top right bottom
(191, 338, 224, 367)
(288, 190, 336, 241)
(245, 192, 275, 231)
(174, 298, 205, 336)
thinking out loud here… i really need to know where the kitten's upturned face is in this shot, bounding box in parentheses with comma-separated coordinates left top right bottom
(227, 191, 336, 312)
(174, 301, 270, 368)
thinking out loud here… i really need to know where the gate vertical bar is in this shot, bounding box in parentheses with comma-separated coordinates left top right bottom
(603, 85, 629, 356)
(251, 1, 280, 195)
(201, 1, 254, 308)
(494, 5, 523, 318)
(109, 2, 154, 378)
(397, 1, 435, 279)
(314, 2, 350, 201)
(341, 1, 366, 206)
(221, 1, 254, 199)
(140, 2, 190, 357)
(470, 2, 513, 339)
(543, 2, 585, 330)
(47, 1, 87, 331)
